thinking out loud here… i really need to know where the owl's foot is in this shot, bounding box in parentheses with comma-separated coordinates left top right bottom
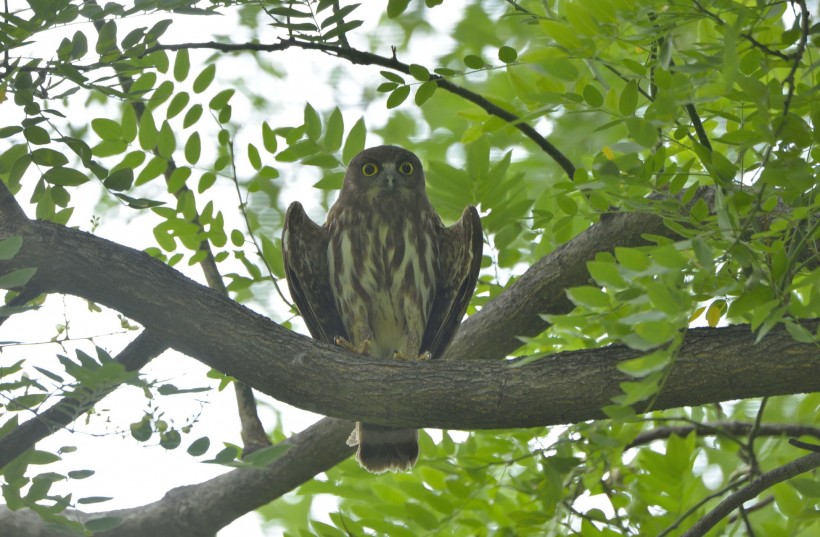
(392, 350, 431, 362)
(335, 336, 371, 355)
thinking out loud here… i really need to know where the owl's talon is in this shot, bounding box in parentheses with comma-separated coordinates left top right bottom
(335, 336, 371, 355)
(392, 350, 431, 361)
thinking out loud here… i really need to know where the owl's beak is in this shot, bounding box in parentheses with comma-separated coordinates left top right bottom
(385, 170, 396, 189)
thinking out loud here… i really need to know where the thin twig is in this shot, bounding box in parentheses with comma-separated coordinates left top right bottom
(0, 330, 167, 469)
(141, 39, 577, 178)
(681, 452, 820, 537)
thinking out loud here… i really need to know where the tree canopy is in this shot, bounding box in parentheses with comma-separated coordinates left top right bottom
(0, 0, 818, 536)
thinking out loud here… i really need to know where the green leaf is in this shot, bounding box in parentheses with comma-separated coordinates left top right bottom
(617, 350, 671, 378)
(185, 132, 201, 164)
(415, 81, 437, 106)
(323, 20, 363, 41)
(139, 110, 158, 150)
(498, 46, 518, 63)
(615, 247, 650, 272)
(409, 63, 430, 81)
(95, 20, 117, 54)
(304, 103, 322, 141)
(247, 143, 261, 170)
(192, 64, 216, 94)
(78, 496, 113, 505)
(0, 126, 23, 138)
(173, 49, 190, 82)
(243, 444, 292, 467)
(262, 122, 278, 153)
(463, 55, 484, 69)
(160, 429, 181, 449)
(386, 85, 410, 109)
(23, 125, 50, 145)
(166, 92, 190, 119)
(386, 0, 410, 18)
(68, 470, 95, 479)
(31, 148, 69, 167)
(324, 108, 344, 152)
(91, 118, 122, 141)
(342, 118, 366, 163)
(619, 80, 639, 116)
(0, 236, 23, 260)
(187, 437, 210, 456)
(209, 89, 234, 110)
(583, 84, 603, 107)
(42, 167, 89, 186)
(566, 286, 610, 309)
(103, 168, 133, 191)
(183, 104, 203, 128)
(157, 121, 176, 159)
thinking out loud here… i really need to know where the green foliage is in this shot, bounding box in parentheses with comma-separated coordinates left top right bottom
(0, 0, 817, 535)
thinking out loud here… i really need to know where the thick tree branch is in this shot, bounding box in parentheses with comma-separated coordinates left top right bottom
(1, 196, 817, 429)
(0, 330, 167, 469)
(0, 417, 355, 537)
(446, 208, 676, 361)
(681, 451, 820, 537)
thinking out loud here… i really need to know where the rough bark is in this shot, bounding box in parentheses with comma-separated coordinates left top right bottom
(445, 209, 675, 361)
(0, 216, 817, 430)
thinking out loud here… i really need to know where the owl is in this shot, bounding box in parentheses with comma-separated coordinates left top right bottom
(282, 145, 482, 472)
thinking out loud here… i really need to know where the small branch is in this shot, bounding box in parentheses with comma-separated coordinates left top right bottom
(626, 421, 820, 450)
(780, 0, 809, 118)
(0, 330, 167, 469)
(789, 438, 820, 453)
(141, 39, 576, 178)
(727, 495, 773, 524)
(681, 451, 820, 537)
(658, 476, 750, 537)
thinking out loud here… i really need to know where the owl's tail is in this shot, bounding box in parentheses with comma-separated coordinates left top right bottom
(347, 422, 418, 473)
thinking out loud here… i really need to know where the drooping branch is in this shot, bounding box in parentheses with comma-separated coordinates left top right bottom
(0, 330, 168, 469)
(1, 187, 817, 430)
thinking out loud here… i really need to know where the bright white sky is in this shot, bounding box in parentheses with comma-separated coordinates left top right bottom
(0, 1, 464, 535)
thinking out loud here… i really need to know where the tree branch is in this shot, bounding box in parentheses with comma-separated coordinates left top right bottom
(626, 422, 820, 450)
(141, 38, 576, 178)
(681, 451, 820, 537)
(1, 190, 817, 429)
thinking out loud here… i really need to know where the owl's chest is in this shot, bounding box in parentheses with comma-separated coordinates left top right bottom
(329, 210, 434, 295)
(327, 209, 436, 352)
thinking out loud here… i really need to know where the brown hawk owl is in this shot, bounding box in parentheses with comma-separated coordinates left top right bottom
(282, 145, 482, 473)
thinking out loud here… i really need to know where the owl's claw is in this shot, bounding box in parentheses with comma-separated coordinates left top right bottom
(392, 350, 431, 362)
(335, 336, 371, 355)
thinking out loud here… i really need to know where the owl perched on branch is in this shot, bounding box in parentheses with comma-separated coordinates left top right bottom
(282, 145, 482, 473)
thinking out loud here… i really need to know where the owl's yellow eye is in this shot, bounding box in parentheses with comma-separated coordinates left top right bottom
(398, 161, 414, 175)
(361, 162, 379, 177)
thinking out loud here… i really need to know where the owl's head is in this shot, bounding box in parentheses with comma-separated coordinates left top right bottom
(342, 145, 425, 197)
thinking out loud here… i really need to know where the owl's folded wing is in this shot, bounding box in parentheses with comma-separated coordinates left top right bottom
(282, 202, 348, 345)
(421, 205, 483, 360)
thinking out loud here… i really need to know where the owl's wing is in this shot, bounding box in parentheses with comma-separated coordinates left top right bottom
(282, 202, 348, 345)
(421, 205, 483, 360)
